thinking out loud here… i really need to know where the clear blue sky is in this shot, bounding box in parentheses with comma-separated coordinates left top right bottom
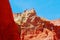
(9, 0, 60, 20)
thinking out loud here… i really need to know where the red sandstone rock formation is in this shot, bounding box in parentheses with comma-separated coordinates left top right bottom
(50, 19, 60, 39)
(13, 9, 60, 40)
(0, 0, 19, 40)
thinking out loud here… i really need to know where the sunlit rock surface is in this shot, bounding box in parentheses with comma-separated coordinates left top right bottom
(51, 19, 60, 26)
(13, 9, 60, 40)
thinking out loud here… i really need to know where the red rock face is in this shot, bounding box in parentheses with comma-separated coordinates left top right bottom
(50, 19, 60, 39)
(53, 26, 60, 39)
(13, 9, 60, 40)
(0, 0, 19, 40)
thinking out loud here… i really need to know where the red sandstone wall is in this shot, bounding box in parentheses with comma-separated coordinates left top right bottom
(0, 0, 19, 40)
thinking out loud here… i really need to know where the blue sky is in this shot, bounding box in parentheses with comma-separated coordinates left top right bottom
(9, 0, 60, 20)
